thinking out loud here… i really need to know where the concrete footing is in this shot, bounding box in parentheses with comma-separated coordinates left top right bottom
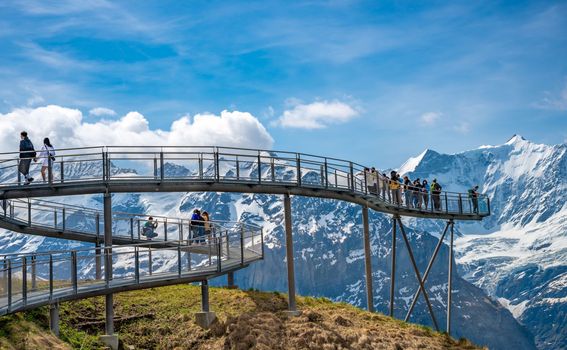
(99, 334, 119, 350)
(283, 310, 302, 317)
(195, 311, 217, 329)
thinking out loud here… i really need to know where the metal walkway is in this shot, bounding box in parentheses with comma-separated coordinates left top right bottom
(0, 146, 489, 220)
(0, 145, 492, 342)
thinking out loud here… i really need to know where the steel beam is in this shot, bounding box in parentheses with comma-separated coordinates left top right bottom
(283, 193, 298, 313)
(404, 221, 450, 322)
(362, 206, 374, 312)
(396, 217, 440, 331)
(103, 193, 114, 336)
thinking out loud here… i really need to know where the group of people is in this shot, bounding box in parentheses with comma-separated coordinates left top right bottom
(141, 209, 213, 242)
(363, 168, 480, 213)
(18, 131, 56, 185)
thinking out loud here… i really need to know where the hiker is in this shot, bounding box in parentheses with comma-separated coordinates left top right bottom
(468, 185, 479, 213)
(381, 173, 389, 201)
(412, 179, 422, 208)
(370, 167, 379, 194)
(142, 216, 158, 240)
(389, 171, 402, 205)
(19, 131, 37, 185)
(38, 138, 56, 182)
(403, 176, 412, 208)
(430, 179, 443, 211)
(202, 211, 212, 239)
(190, 209, 205, 243)
(421, 179, 429, 210)
(364, 168, 374, 193)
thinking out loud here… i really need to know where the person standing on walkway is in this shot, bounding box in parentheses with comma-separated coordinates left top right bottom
(431, 179, 442, 211)
(389, 171, 401, 205)
(382, 173, 389, 201)
(190, 209, 205, 243)
(403, 176, 412, 208)
(19, 131, 36, 185)
(468, 185, 479, 213)
(202, 211, 212, 240)
(38, 138, 56, 182)
(421, 179, 429, 210)
(142, 216, 158, 240)
(412, 178, 422, 208)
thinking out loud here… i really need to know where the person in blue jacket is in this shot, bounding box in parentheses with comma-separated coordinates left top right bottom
(190, 209, 205, 243)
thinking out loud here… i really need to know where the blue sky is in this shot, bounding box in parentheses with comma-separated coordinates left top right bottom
(0, 0, 566, 168)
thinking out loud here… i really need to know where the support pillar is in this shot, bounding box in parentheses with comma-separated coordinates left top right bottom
(31, 256, 37, 291)
(362, 206, 374, 312)
(195, 280, 216, 328)
(100, 192, 118, 350)
(447, 220, 455, 335)
(49, 303, 59, 337)
(389, 215, 397, 317)
(226, 271, 237, 289)
(283, 193, 301, 316)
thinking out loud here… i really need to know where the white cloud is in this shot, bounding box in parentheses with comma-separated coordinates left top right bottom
(535, 80, 567, 111)
(419, 112, 441, 125)
(454, 121, 470, 134)
(0, 105, 274, 153)
(89, 107, 117, 117)
(26, 95, 45, 107)
(275, 100, 359, 129)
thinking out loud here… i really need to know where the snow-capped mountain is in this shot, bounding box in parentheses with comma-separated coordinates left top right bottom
(1, 137, 561, 349)
(400, 135, 566, 350)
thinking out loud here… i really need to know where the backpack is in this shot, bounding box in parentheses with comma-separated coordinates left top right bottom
(21, 139, 37, 158)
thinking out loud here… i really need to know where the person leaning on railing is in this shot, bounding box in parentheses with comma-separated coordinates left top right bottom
(142, 216, 158, 240)
(389, 171, 402, 205)
(468, 185, 480, 213)
(191, 209, 205, 243)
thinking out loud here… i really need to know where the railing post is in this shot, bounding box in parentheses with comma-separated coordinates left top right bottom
(62, 207, 66, 232)
(71, 251, 78, 294)
(164, 219, 168, 241)
(199, 153, 203, 179)
(22, 256, 27, 305)
(130, 217, 134, 241)
(217, 237, 222, 272)
(54, 209, 58, 229)
(134, 247, 140, 283)
(487, 196, 491, 216)
(27, 199, 31, 226)
(349, 162, 355, 191)
(96, 214, 100, 240)
(31, 255, 37, 291)
(177, 243, 182, 277)
(137, 219, 141, 240)
(214, 151, 220, 182)
(48, 156, 53, 185)
(160, 151, 165, 181)
(444, 193, 448, 213)
(101, 151, 106, 182)
(153, 155, 158, 178)
(17, 159, 21, 185)
(179, 222, 183, 242)
(458, 194, 463, 214)
(271, 157, 275, 182)
(148, 247, 153, 276)
(260, 228, 264, 259)
(236, 156, 240, 180)
(296, 154, 301, 186)
(324, 159, 329, 188)
(257, 152, 262, 184)
(240, 224, 245, 266)
(95, 241, 102, 281)
(7, 260, 12, 312)
(60, 160, 65, 183)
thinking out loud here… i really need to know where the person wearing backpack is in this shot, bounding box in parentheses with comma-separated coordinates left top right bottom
(190, 209, 205, 243)
(38, 138, 56, 182)
(18, 131, 37, 185)
(142, 216, 158, 240)
(468, 185, 479, 213)
(389, 171, 401, 205)
(430, 179, 442, 211)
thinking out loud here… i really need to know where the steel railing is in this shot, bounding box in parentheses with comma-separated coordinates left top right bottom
(0, 146, 490, 216)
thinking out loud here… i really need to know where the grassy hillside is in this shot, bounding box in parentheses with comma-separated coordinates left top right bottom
(0, 285, 483, 349)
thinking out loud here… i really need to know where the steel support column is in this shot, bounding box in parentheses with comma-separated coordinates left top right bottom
(227, 271, 235, 288)
(389, 215, 397, 317)
(49, 303, 60, 337)
(447, 220, 455, 335)
(201, 279, 210, 312)
(103, 193, 114, 336)
(362, 206, 374, 312)
(95, 240, 102, 280)
(283, 193, 298, 314)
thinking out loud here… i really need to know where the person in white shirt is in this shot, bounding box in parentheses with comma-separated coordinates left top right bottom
(38, 138, 55, 182)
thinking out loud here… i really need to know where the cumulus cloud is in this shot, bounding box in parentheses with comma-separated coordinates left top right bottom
(419, 112, 441, 126)
(89, 107, 117, 117)
(0, 105, 274, 153)
(274, 100, 359, 129)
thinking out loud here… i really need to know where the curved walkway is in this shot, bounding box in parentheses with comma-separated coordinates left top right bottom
(0, 219, 263, 315)
(0, 146, 490, 220)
